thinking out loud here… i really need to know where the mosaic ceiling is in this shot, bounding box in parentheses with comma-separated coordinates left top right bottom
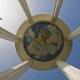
(23, 22, 64, 62)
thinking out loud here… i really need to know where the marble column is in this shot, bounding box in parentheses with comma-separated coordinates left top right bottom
(19, 0, 34, 24)
(67, 26, 80, 40)
(0, 27, 21, 42)
(55, 60, 80, 80)
(0, 61, 32, 80)
(52, 0, 63, 22)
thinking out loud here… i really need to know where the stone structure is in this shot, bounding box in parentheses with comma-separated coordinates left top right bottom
(19, 0, 34, 24)
(55, 60, 80, 80)
(67, 26, 80, 40)
(0, 61, 32, 80)
(52, 0, 63, 22)
(0, 0, 80, 80)
(0, 27, 21, 42)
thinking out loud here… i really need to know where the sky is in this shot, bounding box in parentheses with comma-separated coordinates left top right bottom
(0, 0, 80, 80)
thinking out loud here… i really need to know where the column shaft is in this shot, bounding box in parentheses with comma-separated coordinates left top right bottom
(52, 0, 63, 22)
(0, 27, 21, 42)
(67, 26, 80, 40)
(0, 61, 32, 80)
(55, 60, 80, 80)
(19, 0, 34, 24)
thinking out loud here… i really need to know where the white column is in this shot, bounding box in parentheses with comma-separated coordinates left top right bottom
(67, 26, 80, 40)
(19, 0, 34, 24)
(0, 61, 32, 80)
(55, 60, 80, 80)
(0, 27, 21, 42)
(52, 0, 63, 22)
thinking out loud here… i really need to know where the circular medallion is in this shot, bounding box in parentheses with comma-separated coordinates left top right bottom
(23, 22, 64, 62)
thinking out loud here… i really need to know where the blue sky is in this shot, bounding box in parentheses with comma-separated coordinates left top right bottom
(0, 0, 80, 80)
